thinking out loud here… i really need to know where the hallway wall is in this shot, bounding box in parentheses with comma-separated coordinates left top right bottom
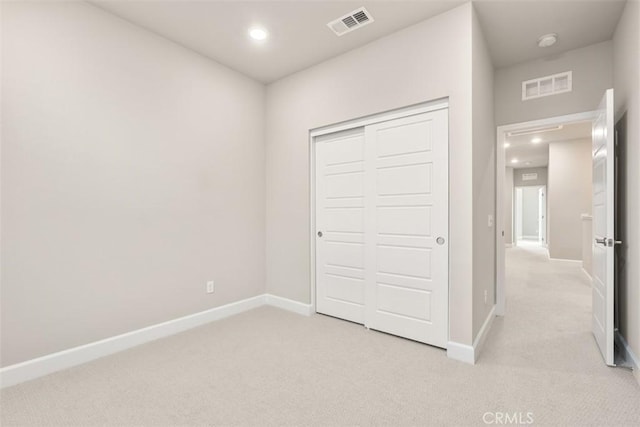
(547, 139, 592, 260)
(495, 41, 613, 126)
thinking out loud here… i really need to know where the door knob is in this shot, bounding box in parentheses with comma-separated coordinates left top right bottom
(436, 237, 445, 245)
(595, 237, 607, 245)
(317, 231, 323, 238)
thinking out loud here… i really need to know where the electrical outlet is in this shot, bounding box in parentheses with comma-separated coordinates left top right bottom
(206, 281, 215, 294)
(484, 290, 488, 304)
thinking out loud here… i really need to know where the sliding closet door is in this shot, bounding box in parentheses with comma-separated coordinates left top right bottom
(315, 107, 448, 348)
(365, 110, 448, 348)
(315, 128, 366, 324)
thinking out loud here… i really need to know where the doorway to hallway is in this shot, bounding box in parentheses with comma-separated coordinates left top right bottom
(514, 185, 546, 248)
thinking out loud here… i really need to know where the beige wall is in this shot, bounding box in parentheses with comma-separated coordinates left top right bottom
(547, 139, 592, 260)
(471, 7, 496, 339)
(504, 167, 514, 245)
(513, 167, 548, 187)
(265, 4, 479, 345)
(1, 2, 266, 366)
(613, 0, 640, 367)
(495, 41, 613, 126)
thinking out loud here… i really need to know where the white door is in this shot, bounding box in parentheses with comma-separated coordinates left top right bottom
(592, 88, 616, 366)
(365, 111, 449, 347)
(538, 186, 546, 246)
(315, 128, 366, 324)
(315, 108, 449, 348)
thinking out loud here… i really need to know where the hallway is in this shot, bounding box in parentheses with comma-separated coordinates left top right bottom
(481, 242, 640, 421)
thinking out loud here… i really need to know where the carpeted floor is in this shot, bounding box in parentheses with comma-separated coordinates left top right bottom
(1, 243, 639, 426)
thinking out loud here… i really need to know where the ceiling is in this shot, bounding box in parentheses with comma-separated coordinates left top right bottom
(505, 121, 592, 169)
(92, 1, 465, 83)
(91, 0, 626, 83)
(474, 0, 626, 68)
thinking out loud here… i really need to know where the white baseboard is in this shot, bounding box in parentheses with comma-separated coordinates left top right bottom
(447, 341, 475, 364)
(548, 256, 582, 263)
(265, 294, 313, 316)
(615, 331, 640, 386)
(0, 293, 313, 389)
(447, 305, 496, 365)
(581, 267, 592, 279)
(472, 305, 496, 361)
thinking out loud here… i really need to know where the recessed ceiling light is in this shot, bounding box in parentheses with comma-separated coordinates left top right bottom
(249, 27, 268, 41)
(531, 137, 542, 144)
(504, 142, 511, 148)
(538, 33, 557, 48)
(511, 158, 519, 164)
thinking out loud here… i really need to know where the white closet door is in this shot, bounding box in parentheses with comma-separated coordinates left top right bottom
(365, 110, 448, 348)
(315, 128, 366, 324)
(315, 107, 449, 348)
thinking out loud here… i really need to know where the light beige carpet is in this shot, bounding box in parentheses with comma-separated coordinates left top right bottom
(1, 244, 639, 426)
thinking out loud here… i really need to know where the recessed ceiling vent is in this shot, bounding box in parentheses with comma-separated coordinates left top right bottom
(327, 7, 374, 36)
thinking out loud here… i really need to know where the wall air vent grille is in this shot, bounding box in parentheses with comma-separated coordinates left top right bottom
(327, 7, 374, 36)
(522, 71, 572, 100)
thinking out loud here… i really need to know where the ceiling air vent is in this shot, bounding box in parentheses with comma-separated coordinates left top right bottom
(522, 71, 572, 101)
(327, 7, 374, 36)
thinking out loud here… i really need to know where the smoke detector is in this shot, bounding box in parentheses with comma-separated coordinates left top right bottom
(537, 33, 558, 48)
(327, 7, 374, 36)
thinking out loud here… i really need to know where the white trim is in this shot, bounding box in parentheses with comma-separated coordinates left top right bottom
(265, 294, 313, 316)
(472, 305, 496, 362)
(495, 110, 598, 319)
(581, 268, 592, 280)
(309, 99, 448, 138)
(0, 293, 313, 388)
(548, 257, 582, 263)
(615, 331, 640, 386)
(447, 305, 496, 365)
(446, 341, 475, 364)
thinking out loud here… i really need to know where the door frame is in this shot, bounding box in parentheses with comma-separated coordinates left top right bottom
(308, 98, 449, 315)
(495, 110, 597, 316)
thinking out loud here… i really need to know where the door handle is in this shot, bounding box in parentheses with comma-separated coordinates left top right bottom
(607, 238, 622, 247)
(317, 231, 323, 238)
(595, 237, 623, 247)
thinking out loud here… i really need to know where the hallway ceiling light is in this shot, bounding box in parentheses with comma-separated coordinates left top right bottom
(511, 158, 519, 164)
(537, 33, 558, 48)
(531, 137, 542, 144)
(249, 27, 268, 41)
(504, 142, 510, 148)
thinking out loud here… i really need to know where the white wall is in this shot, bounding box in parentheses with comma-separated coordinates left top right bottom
(1, 2, 266, 366)
(471, 6, 496, 339)
(547, 139, 592, 260)
(504, 167, 514, 244)
(495, 41, 613, 126)
(613, 0, 640, 368)
(265, 4, 479, 346)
